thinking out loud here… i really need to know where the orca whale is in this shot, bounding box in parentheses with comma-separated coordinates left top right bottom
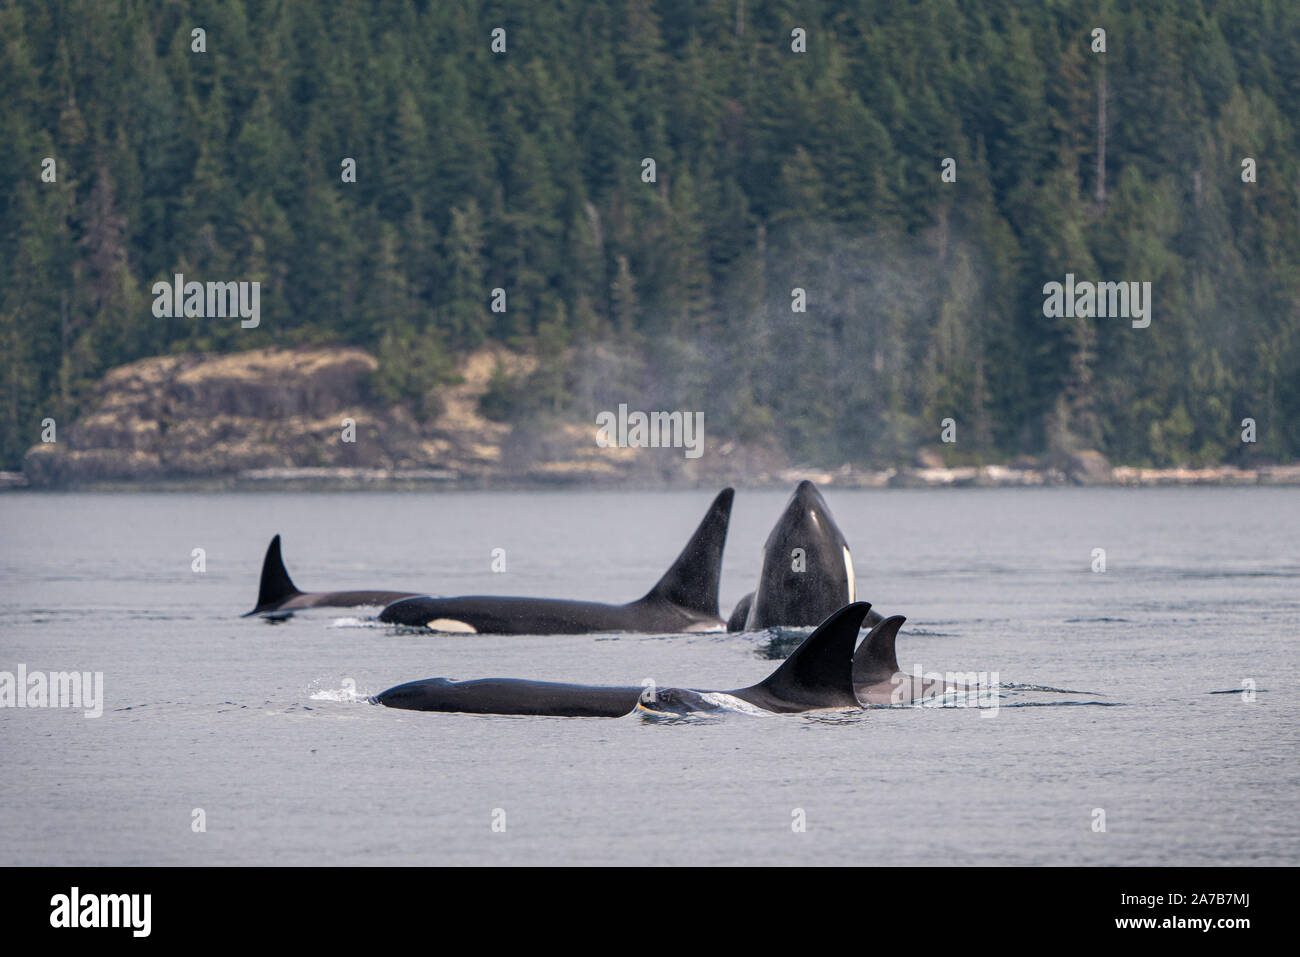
(370, 602, 874, 716)
(378, 488, 735, 634)
(852, 614, 980, 705)
(729, 480, 882, 631)
(242, 534, 421, 617)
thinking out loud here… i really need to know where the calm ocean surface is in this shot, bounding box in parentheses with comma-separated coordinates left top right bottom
(1, 487, 1296, 865)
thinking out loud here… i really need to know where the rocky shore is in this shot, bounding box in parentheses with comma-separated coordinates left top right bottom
(16, 345, 782, 490)
(9, 346, 1297, 491)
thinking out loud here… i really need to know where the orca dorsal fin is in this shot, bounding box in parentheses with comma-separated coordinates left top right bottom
(852, 615, 906, 685)
(640, 488, 734, 617)
(744, 602, 872, 709)
(726, 592, 754, 631)
(244, 534, 303, 616)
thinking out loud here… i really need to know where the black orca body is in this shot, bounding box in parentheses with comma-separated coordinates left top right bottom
(371, 602, 874, 716)
(242, 535, 420, 617)
(377, 489, 735, 635)
(729, 480, 882, 631)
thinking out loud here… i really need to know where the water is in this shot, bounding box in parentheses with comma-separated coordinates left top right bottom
(1, 487, 1296, 865)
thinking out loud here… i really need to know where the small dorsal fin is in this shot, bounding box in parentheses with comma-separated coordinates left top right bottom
(243, 534, 303, 616)
(641, 488, 734, 617)
(744, 602, 872, 709)
(852, 615, 906, 685)
(726, 592, 754, 631)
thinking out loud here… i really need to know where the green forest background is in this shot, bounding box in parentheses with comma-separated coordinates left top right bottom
(2, 0, 1298, 471)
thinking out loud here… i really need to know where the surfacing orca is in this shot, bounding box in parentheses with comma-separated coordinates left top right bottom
(378, 489, 734, 634)
(729, 480, 882, 631)
(242, 534, 421, 617)
(371, 602, 874, 715)
(852, 614, 980, 705)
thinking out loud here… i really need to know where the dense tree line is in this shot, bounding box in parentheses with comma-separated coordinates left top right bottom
(2, 0, 1298, 470)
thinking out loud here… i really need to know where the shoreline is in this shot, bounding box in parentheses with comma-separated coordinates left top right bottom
(3, 463, 1298, 492)
(15, 345, 1296, 494)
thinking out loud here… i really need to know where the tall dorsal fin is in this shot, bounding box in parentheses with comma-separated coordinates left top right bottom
(742, 602, 872, 709)
(243, 534, 303, 616)
(852, 615, 906, 685)
(640, 488, 734, 616)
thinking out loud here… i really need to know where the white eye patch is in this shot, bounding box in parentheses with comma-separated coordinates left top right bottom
(843, 546, 856, 603)
(427, 618, 478, 633)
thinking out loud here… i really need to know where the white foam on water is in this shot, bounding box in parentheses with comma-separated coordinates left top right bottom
(307, 684, 370, 703)
(328, 617, 381, 629)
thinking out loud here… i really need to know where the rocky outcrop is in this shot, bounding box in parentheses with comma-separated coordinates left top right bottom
(26, 347, 529, 486)
(26, 348, 389, 485)
(1053, 448, 1113, 485)
(20, 346, 785, 488)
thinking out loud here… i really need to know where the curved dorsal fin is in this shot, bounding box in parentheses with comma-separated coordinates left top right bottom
(744, 602, 872, 709)
(244, 534, 303, 616)
(852, 615, 906, 685)
(726, 592, 754, 631)
(641, 488, 734, 616)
